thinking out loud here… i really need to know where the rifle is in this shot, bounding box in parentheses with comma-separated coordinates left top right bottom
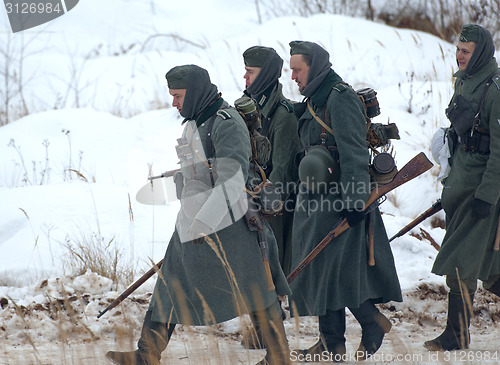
(286, 152, 433, 284)
(389, 199, 442, 243)
(97, 259, 163, 318)
(148, 168, 181, 181)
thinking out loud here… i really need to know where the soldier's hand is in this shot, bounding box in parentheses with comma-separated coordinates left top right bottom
(187, 219, 211, 244)
(343, 209, 366, 227)
(471, 198, 491, 219)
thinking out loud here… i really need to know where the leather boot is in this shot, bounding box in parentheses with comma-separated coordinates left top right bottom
(254, 305, 291, 365)
(424, 292, 473, 351)
(241, 300, 287, 349)
(106, 311, 175, 365)
(296, 309, 346, 362)
(486, 278, 500, 298)
(241, 315, 264, 349)
(349, 300, 392, 360)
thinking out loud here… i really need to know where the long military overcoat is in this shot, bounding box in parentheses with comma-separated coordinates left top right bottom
(149, 101, 290, 326)
(290, 70, 402, 316)
(432, 58, 500, 281)
(258, 83, 301, 275)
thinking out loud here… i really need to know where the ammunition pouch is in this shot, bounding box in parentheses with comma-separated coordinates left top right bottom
(462, 131, 490, 155)
(175, 137, 194, 163)
(367, 123, 400, 149)
(446, 95, 475, 137)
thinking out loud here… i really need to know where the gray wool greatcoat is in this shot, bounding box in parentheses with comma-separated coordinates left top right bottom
(257, 83, 301, 275)
(432, 58, 500, 282)
(148, 101, 290, 326)
(290, 70, 402, 316)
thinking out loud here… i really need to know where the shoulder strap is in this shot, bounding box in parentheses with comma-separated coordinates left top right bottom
(307, 99, 334, 136)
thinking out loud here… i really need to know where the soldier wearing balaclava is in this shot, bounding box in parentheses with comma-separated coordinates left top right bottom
(106, 64, 292, 365)
(237, 46, 301, 350)
(287, 40, 402, 360)
(242, 47, 301, 267)
(426, 24, 500, 352)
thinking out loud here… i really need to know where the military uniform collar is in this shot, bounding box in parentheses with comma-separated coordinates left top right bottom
(455, 59, 500, 92)
(258, 83, 284, 118)
(309, 69, 343, 108)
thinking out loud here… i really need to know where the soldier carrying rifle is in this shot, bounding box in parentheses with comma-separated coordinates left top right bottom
(105, 64, 291, 365)
(426, 24, 500, 352)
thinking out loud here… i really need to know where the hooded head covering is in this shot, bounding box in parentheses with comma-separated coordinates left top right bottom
(243, 46, 283, 99)
(165, 65, 219, 119)
(289, 41, 332, 97)
(458, 24, 495, 77)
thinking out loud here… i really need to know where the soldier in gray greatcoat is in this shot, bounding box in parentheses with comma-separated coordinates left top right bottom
(106, 65, 291, 365)
(425, 24, 500, 352)
(287, 41, 402, 361)
(238, 45, 302, 351)
(242, 45, 301, 276)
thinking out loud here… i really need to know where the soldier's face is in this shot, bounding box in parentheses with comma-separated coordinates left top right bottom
(456, 41, 476, 71)
(169, 89, 186, 115)
(290, 54, 310, 92)
(244, 66, 261, 88)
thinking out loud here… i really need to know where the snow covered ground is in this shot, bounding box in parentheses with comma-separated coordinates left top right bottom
(1, 1, 499, 364)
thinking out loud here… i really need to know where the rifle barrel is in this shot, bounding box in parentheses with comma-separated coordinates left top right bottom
(97, 259, 164, 319)
(389, 200, 442, 242)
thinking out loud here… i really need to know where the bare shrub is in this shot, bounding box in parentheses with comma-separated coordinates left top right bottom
(260, 0, 500, 48)
(61, 229, 134, 289)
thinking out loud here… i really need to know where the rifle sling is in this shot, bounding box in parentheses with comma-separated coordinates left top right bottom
(307, 100, 334, 136)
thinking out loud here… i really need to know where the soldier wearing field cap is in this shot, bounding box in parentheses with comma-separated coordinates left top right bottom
(237, 45, 301, 350)
(426, 24, 500, 352)
(288, 40, 402, 361)
(241, 46, 301, 276)
(106, 64, 291, 365)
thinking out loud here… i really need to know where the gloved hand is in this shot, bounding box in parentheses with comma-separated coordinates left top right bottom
(187, 219, 211, 244)
(471, 198, 491, 219)
(343, 209, 366, 227)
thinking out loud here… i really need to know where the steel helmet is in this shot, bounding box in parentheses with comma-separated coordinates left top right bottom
(298, 145, 339, 193)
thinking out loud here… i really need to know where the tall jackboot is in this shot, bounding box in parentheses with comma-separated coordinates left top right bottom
(241, 301, 287, 350)
(106, 311, 176, 365)
(349, 300, 392, 360)
(424, 292, 473, 351)
(254, 305, 291, 365)
(297, 309, 346, 362)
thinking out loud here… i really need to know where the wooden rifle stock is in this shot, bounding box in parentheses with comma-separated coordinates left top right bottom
(389, 199, 442, 243)
(97, 259, 163, 318)
(286, 152, 433, 284)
